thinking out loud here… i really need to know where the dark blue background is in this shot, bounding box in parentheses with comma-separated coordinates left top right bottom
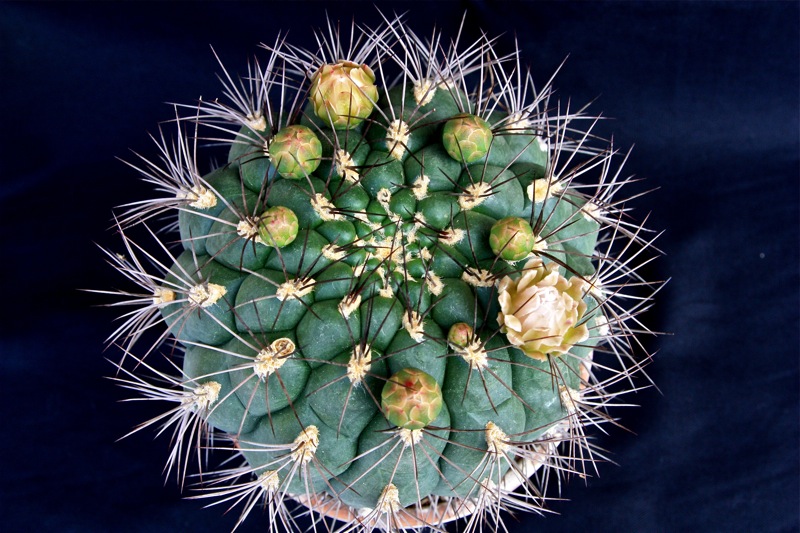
(1, 2, 797, 532)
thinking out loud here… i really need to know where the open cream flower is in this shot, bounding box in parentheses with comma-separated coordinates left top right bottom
(497, 257, 589, 361)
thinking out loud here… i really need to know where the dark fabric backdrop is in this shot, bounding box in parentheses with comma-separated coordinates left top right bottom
(1, 1, 797, 532)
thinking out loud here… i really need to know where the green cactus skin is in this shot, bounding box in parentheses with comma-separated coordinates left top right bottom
(102, 13, 662, 533)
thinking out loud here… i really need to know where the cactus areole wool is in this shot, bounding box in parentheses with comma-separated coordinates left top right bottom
(100, 13, 663, 532)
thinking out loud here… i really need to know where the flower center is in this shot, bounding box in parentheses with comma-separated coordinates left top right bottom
(519, 286, 566, 330)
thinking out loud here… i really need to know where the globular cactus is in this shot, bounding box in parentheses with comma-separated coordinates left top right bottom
(101, 14, 663, 532)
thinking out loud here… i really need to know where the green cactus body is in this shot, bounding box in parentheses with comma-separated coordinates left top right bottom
(104, 14, 661, 533)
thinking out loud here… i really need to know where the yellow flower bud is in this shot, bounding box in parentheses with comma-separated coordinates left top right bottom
(309, 61, 378, 129)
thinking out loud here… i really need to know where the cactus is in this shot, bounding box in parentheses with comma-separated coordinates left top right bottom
(100, 13, 663, 532)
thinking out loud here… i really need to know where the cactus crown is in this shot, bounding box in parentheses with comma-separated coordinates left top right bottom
(100, 11, 663, 533)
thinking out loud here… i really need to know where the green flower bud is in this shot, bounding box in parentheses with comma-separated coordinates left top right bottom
(268, 125, 322, 179)
(309, 61, 378, 130)
(447, 322, 474, 349)
(258, 206, 299, 248)
(442, 114, 493, 163)
(489, 216, 535, 261)
(381, 368, 443, 430)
